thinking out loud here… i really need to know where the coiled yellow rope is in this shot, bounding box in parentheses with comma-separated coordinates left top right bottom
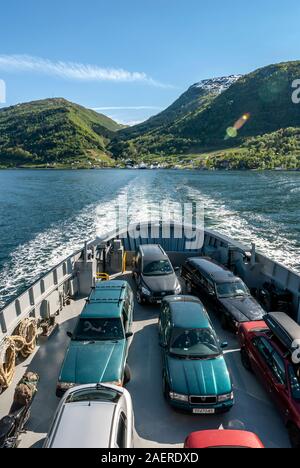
(0, 318, 38, 391)
(16, 318, 38, 358)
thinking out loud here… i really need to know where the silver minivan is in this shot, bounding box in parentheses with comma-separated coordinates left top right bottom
(44, 384, 134, 448)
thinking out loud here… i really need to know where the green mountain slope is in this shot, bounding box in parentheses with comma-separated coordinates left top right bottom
(110, 61, 300, 168)
(0, 98, 123, 168)
(121, 75, 241, 139)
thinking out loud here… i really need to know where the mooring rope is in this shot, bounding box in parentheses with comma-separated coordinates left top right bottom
(0, 318, 38, 391)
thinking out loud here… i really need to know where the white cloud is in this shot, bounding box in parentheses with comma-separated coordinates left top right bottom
(115, 119, 145, 127)
(92, 106, 163, 111)
(0, 54, 171, 87)
(0, 79, 6, 103)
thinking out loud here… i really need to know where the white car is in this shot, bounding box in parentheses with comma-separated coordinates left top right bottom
(44, 383, 134, 448)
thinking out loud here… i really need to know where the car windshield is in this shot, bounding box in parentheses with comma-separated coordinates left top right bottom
(169, 328, 221, 358)
(66, 387, 121, 404)
(216, 281, 249, 298)
(143, 259, 173, 276)
(289, 365, 300, 401)
(73, 318, 124, 341)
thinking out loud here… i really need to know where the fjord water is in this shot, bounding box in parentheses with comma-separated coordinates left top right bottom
(0, 169, 300, 308)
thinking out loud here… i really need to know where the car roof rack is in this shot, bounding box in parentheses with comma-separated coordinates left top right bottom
(265, 312, 300, 353)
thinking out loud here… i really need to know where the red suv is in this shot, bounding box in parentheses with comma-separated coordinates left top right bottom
(238, 312, 300, 448)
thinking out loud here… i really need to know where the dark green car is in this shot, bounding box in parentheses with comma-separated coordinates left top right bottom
(56, 280, 134, 397)
(158, 296, 234, 414)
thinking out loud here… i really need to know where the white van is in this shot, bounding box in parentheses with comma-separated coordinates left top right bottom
(44, 384, 134, 448)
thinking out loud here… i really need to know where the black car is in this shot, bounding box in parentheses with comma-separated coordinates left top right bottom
(181, 257, 265, 330)
(133, 244, 182, 304)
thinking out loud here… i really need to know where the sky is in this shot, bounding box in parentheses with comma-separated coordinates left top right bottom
(0, 0, 299, 125)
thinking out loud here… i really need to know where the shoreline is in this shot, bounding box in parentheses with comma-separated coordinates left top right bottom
(0, 166, 299, 172)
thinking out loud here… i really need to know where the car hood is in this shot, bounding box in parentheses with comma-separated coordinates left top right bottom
(167, 355, 232, 396)
(142, 273, 178, 293)
(59, 340, 126, 384)
(219, 296, 265, 323)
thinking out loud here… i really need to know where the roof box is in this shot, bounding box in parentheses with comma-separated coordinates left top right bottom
(265, 312, 300, 352)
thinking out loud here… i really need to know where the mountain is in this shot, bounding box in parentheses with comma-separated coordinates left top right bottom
(121, 75, 242, 139)
(0, 98, 123, 168)
(110, 61, 300, 169)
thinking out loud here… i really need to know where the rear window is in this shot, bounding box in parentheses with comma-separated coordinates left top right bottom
(66, 387, 120, 404)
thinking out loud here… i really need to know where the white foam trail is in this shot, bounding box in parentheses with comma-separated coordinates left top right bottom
(186, 186, 300, 273)
(1, 175, 299, 308)
(0, 177, 180, 307)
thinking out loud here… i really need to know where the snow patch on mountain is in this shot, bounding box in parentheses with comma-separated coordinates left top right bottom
(192, 75, 242, 94)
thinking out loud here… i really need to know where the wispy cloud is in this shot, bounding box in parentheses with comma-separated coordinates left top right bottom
(92, 106, 163, 111)
(0, 54, 172, 87)
(116, 119, 144, 127)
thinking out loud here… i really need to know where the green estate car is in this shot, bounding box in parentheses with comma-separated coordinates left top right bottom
(158, 296, 234, 414)
(56, 280, 134, 397)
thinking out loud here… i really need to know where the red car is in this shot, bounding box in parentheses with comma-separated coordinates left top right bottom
(238, 312, 300, 448)
(184, 430, 264, 449)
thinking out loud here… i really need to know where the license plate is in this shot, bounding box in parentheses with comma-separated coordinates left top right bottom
(193, 408, 215, 414)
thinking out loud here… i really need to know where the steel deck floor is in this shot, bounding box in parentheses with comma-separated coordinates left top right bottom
(0, 273, 291, 448)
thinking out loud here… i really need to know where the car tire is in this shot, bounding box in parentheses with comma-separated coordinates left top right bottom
(220, 407, 232, 414)
(136, 291, 143, 304)
(288, 423, 300, 448)
(186, 281, 192, 294)
(132, 272, 138, 283)
(221, 314, 229, 330)
(163, 375, 170, 401)
(241, 348, 252, 372)
(124, 364, 131, 385)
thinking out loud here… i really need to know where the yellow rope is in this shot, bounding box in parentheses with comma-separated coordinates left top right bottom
(0, 337, 16, 390)
(0, 318, 38, 391)
(16, 318, 38, 358)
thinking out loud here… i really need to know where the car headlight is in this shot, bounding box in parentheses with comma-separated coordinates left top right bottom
(57, 382, 75, 391)
(218, 392, 234, 403)
(169, 392, 189, 402)
(141, 286, 151, 296)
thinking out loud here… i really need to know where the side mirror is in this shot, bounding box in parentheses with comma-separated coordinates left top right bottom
(126, 332, 134, 339)
(174, 267, 180, 272)
(221, 341, 228, 349)
(67, 332, 73, 339)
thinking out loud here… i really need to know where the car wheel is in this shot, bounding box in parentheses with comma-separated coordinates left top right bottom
(241, 348, 252, 372)
(220, 407, 232, 414)
(221, 314, 229, 330)
(136, 291, 143, 304)
(288, 423, 300, 448)
(124, 364, 131, 385)
(163, 375, 170, 400)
